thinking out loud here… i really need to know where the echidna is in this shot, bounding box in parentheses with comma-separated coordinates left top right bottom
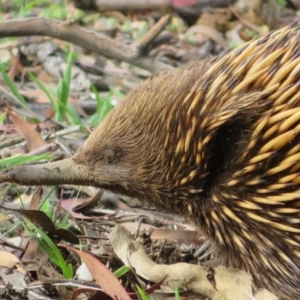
(2, 21, 300, 299)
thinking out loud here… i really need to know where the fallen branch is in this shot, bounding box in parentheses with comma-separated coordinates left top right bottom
(74, 0, 170, 11)
(0, 17, 173, 74)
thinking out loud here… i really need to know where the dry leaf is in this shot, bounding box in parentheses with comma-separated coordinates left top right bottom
(109, 225, 256, 300)
(8, 112, 48, 152)
(59, 244, 131, 300)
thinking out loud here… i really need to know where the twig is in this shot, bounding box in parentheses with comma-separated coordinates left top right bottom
(228, 4, 260, 33)
(8, 125, 81, 150)
(0, 17, 174, 74)
(0, 86, 41, 120)
(133, 15, 171, 53)
(155, 239, 166, 263)
(133, 216, 144, 239)
(74, 0, 170, 11)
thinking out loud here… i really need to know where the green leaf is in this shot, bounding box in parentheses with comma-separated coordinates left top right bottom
(0, 63, 27, 107)
(0, 153, 53, 169)
(0, 112, 6, 126)
(87, 85, 114, 126)
(28, 72, 57, 111)
(39, 186, 56, 219)
(136, 285, 149, 300)
(66, 103, 81, 125)
(114, 266, 130, 278)
(31, 222, 73, 279)
(174, 285, 180, 300)
(56, 51, 77, 121)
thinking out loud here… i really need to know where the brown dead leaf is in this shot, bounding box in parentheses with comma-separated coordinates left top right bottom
(52, 228, 79, 244)
(29, 186, 42, 210)
(0, 206, 56, 233)
(0, 205, 79, 244)
(59, 198, 94, 219)
(19, 89, 51, 104)
(37, 70, 56, 84)
(8, 55, 21, 80)
(69, 97, 89, 118)
(21, 238, 50, 274)
(41, 107, 55, 120)
(73, 190, 104, 210)
(8, 112, 48, 152)
(59, 244, 131, 300)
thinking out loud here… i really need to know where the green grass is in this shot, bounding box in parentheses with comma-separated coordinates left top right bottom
(275, 0, 285, 7)
(0, 62, 27, 108)
(39, 186, 56, 219)
(0, 153, 53, 169)
(28, 222, 74, 278)
(0, 111, 6, 126)
(28, 51, 82, 125)
(84, 86, 115, 127)
(174, 285, 180, 300)
(0, 0, 83, 20)
(136, 285, 152, 300)
(114, 265, 130, 278)
(29, 52, 116, 127)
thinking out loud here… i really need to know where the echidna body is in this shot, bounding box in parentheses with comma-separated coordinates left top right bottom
(4, 22, 300, 298)
(75, 23, 300, 298)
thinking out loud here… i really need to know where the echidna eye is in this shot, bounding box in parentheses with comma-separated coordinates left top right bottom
(107, 154, 113, 164)
(104, 147, 123, 164)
